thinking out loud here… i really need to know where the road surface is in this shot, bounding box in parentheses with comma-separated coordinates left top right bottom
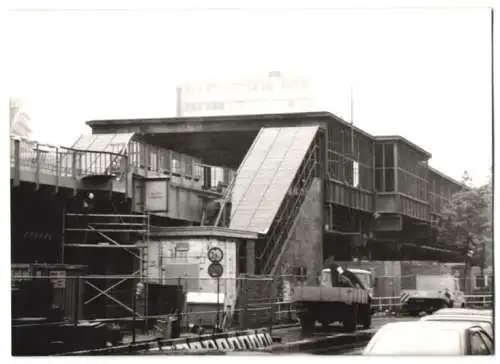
(272, 316, 418, 345)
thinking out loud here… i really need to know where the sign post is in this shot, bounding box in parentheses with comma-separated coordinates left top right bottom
(216, 277, 220, 330)
(208, 247, 224, 332)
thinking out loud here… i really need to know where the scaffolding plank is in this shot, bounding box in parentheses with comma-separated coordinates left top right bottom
(65, 228, 147, 233)
(64, 244, 147, 248)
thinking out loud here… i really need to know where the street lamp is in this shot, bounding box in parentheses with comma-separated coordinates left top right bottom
(132, 281, 145, 345)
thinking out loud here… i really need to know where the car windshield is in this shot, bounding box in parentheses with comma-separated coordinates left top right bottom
(366, 327, 462, 355)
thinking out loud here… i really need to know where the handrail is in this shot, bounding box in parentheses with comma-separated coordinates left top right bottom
(10, 136, 234, 191)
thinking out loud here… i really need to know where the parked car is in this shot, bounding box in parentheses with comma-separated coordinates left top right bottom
(363, 321, 493, 355)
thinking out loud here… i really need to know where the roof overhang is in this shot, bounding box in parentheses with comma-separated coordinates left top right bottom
(428, 166, 463, 188)
(86, 112, 335, 168)
(150, 226, 259, 240)
(375, 135, 432, 159)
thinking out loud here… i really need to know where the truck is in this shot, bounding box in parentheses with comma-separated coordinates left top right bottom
(292, 263, 373, 332)
(400, 274, 465, 316)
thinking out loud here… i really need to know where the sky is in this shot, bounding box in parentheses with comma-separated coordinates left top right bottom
(8, 3, 493, 186)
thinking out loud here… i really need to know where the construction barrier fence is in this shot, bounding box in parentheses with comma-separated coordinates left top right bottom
(11, 272, 493, 334)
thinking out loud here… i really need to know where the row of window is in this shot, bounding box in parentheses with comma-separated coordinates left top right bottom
(182, 102, 225, 112)
(181, 98, 310, 114)
(181, 80, 308, 96)
(398, 169, 428, 201)
(127, 141, 232, 186)
(375, 143, 395, 169)
(327, 155, 365, 188)
(328, 127, 373, 165)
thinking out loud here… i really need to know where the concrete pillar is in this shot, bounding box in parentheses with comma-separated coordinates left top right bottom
(246, 240, 256, 274)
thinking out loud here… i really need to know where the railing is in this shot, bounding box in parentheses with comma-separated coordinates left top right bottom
(258, 136, 320, 275)
(371, 294, 493, 312)
(11, 136, 127, 182)
(10, 135, 235, 191)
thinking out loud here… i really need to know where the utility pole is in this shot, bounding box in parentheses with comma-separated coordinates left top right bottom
(350, 83, 355, 158)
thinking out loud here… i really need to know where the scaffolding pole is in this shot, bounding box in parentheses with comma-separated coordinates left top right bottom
(61, 211, 151, 322)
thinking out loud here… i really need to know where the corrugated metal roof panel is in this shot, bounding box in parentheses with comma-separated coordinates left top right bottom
(229, 125, 319, 234)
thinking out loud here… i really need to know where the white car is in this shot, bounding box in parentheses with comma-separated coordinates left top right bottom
(363, 321, 493, 355)
(431, 308, 492, 317)
(421, 312, 493, 339)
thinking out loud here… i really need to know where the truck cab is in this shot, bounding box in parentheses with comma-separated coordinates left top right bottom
(401, 275, 465, 316)
(293, 264, 373, 332)
(347, 269, 374, 297)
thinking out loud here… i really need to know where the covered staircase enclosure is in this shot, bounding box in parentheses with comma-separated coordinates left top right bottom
(228, 126, 321, 274)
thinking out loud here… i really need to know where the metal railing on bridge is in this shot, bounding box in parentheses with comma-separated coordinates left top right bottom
(10, 135, 235, 192)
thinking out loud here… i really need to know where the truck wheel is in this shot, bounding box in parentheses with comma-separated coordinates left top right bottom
(361, 310, 372, 329)
(343, 305, 358, 332)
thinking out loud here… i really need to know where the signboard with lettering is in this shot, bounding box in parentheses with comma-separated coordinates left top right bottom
(145, 180, 168, 212)
(282, 280, 293, 302)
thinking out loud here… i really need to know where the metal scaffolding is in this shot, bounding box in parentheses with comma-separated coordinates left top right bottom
(61, 212, 151, 321)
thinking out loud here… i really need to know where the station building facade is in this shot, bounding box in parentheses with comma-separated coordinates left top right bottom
(11, 111, 464, 321)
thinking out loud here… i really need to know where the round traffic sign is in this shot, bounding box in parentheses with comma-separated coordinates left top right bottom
(208, 247, 224, 263)
(208, 263, 224, 278)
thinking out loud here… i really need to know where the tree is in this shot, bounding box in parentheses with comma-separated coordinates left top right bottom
(437, 171, 492, 289)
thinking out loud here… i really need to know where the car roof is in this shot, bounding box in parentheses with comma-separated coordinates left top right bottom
(364, 321, 476, 355)
(433, 308, 492, 316)
(422, 315, 492, 323)
(380, 320, 479, 331)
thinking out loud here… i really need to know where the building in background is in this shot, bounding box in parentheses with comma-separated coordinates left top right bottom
(176, 71, 313, 186)
(176, 71, 313, 117)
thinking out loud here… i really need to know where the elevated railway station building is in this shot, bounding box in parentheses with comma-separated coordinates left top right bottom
(10, 111, 464, 322)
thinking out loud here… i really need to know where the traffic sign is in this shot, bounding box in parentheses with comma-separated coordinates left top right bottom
(208, 263, 224, 278)
(208, 247, 224, 263)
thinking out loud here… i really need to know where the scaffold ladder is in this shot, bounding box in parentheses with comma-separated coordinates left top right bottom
(61, 212, 151, 321)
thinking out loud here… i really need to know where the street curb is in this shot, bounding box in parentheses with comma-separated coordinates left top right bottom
(122, 322, 301, 343)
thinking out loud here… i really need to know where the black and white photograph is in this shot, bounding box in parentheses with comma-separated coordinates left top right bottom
(6, 0, 495, 358)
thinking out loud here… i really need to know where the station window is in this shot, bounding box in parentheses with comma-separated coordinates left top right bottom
(375, 144, 384, 168)
(385, 168, 395, 192)
(353, 161, 360, 188)
(374, 142, 396, 193)
(384, 144, 395, 168)
(375, 169, 383, 191)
